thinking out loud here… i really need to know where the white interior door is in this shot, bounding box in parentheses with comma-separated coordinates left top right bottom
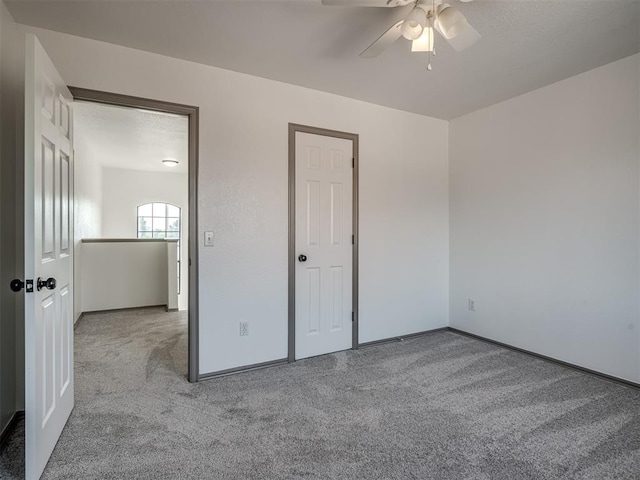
(295, 132, 353, 360)
(24, 34, 74, 480)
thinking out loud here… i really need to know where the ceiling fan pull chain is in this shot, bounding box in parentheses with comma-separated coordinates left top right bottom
(427, 1, 434, 71)
(429, 24, 434, 70)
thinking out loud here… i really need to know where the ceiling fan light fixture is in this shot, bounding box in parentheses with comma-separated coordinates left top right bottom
(411, 25, 434, 52)
(435, 4, 469, 39)
(401, 6, 427, 40)
(348, 0, 481, 60)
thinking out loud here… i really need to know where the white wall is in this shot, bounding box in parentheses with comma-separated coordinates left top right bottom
(80, 240, 174, 312)
(5, 17, 636, 384)
(72, 130, 103, 321)
(100, 167, 188, 310)
(22, 26, 450, 375)
(450, 54, 640, 383)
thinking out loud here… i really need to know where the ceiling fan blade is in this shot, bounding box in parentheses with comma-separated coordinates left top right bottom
(322, 0, 413, 7)
(441, 23, 481, 51)
(360, 20, 404, 57)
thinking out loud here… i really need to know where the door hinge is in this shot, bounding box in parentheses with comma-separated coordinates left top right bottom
(351, 234, 354, 245)
(351, 311, 355, 322)
(352, 157, 355, 168)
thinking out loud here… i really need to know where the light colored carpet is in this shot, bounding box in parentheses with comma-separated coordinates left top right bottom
(3, 306, 640, 479)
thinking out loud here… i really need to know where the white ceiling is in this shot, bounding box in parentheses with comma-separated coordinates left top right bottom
(7, 0, 640, 119)
(74, 101, 189, 173)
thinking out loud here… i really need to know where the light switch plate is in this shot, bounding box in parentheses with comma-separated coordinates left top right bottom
(204, 231, 214, 246)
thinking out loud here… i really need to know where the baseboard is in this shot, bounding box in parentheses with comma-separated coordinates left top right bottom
(358, 326, 450, 348)
(448, 328, 640, 389)
(0, 410, 24, 451)
(81, 304, 167, 315)
(200, 328, 450, 379)
(76, 306, 171, 329)
(194, 326, 638, 389)
(198, 358, 288, 381)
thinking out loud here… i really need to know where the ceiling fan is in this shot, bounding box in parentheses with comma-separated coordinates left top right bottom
(322, 0, 481, 69)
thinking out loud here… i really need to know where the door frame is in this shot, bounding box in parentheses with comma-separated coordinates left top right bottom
(287, 123, 359, 362)
(68, 87, 200, 383)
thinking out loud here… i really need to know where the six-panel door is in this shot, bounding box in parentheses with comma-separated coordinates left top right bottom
(295, 132, 353, 360)
(25, 34, 74, 480)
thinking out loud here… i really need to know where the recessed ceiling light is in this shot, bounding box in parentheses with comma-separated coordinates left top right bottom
(162, 159, 179, 168)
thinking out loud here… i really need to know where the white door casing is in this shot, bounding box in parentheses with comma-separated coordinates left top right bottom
(25, 34, 74, 480)
(295, 131, 353, 360)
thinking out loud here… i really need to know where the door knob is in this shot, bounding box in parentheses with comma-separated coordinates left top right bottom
(37, 277, 57, 291)
(10, 279, 33, 293)
(10, 279, 24, 292)
(298, 254, 307, 262)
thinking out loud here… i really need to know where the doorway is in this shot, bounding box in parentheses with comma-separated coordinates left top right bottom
(288, 124, 359, 361)
(19, 37, 200, 479)
(70, 88, 199, 382)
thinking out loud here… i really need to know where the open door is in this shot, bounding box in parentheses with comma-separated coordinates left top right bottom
(24, 34, 74, 479)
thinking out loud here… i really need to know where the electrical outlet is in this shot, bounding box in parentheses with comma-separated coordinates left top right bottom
(239, 322, 249, 336)
(468, 299, 475, 311)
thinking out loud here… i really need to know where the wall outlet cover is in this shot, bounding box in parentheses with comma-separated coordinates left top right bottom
(239, 321, 249, 336)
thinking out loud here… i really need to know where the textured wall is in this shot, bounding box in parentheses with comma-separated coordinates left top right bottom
(80, 241, 170, 312)
(72, 130, 103, 321)
(23, 25, 450, 375)
(450, 54, 640, 383)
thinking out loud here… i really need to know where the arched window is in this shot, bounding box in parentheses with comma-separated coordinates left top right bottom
(137, 202, 181, 293)
(137, 202, 180, 239)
